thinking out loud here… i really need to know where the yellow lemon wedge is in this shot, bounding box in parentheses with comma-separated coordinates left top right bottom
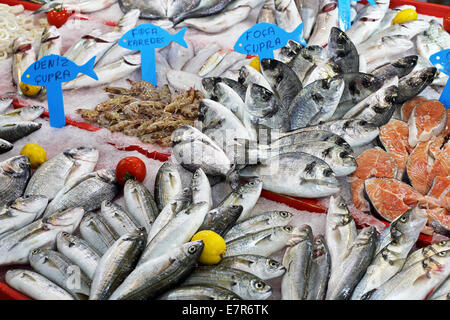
(249, 57, 261, 72)
(392, 9, 418, 25)
(20, 144, 46, 169)
(19, 82, 42, 97)
(191, 230, 226, 265)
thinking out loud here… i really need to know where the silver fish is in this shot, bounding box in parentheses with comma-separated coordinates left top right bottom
(287, 46, 322, 82)
(296, 0, 320, 40)
(100, 200, 141, 237)
(275, 0, 303, 33)
(5, 269, 74, 300)
(182, 266, 272, 300)
(38, 26, 62, 59)
(118, 0, 165, 19)
(170, 0, 235, 25)
(428, 276, 450, 300)
(0, 97, 13, 114)
(199, 49, 229, 77)
(158, 284, 241, 300)
(202, 77, 247, 102)
(397, 67, 437, 104)
(0, 106, 45, 125)
(154, 162, 183, 212)
(327, 27, 359, 74)
(29, 248, 91, 300)
(35, 0, 117, 14)
(277, 40, 304, 65)
(219, 254, 286, 280)
(306, 235, 331, 300)
(258, 0, 276, 24)
(12, 37, 36, 90)
(109, 241, 204, 300)
(198, 205, 243, 236)
(56, 231, 101, 280)
(403, 240, 450, 271)
(281, 224, 313, 300)
(207, 52, 247, 77)
(371, 55, 418, 81)
(239, 65, 273, 91)
(190, 168, 213, 210)
(0, 207, 85, 266)
(79, 212, 119, 255)
(361, 36, 414, 66)
(0, 122, 42, 143)
(183, 44, 221, 74)
(167, 69, 204, 91)
(90, 230, 146, 300)
(307, 0, 338, 47)
(0, 156, 31, 206)
(63, 29, 102, 62)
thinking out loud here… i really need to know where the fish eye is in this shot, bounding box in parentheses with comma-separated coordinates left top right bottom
(323, 168, 333, 177)
(359, 120, 368, 125)
(438, 241, 447, 246)
(188, 246, 197, 254)
(248, 181, 255, 186)
(437, 251, 446, 257)
(283, 226, 293, 232)
(31, 249, 40, 254)
(276, 75, 283, 83)
(422, 260, 429, 268)
(279, 211, 289, 218)
(269, 260, 279, 268)
(400, 215, 408, 223)
(254, 281, 265, 290)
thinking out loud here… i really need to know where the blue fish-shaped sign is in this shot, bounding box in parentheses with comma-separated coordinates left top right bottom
(233, 22, 306, 61)
(21, 54, 98, 128)
(119, 23, 188, 86)
(430, 49, 450, 108)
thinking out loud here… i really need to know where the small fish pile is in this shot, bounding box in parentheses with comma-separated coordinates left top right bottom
(350, 97, 449, 237)
(76, 80, 202, 147)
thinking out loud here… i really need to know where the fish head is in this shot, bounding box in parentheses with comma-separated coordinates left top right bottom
(10, 195, 48, 216)
(381, 85, 399, 106)
(245, 83, 279, 117)
(28, 247, 51, 266)
(56, 231, 75, 246)
(229, 205, 244, 217)
(316, 76, 345, 105)
(246, 275, 272, 300)
(22, 55, 81, 86)
(299, 45, 324, 64)
(283, 224, 312, 246)
(273, 211, 293, 223)
(261, 257, 286, 278)
(121, 227, 147, 245)
(182, 240, 204, 260)
(301, 156, 339, 189)
(19, 105, 45, 121)
(278, 40, 303, 64)
(44, 207, 85, 232)
(1, 155, 31, 177)
(322, 145, 357, 172)
(64, 147, 99, 164)
(191, 168, 208, 188)
(392, 55, 418, 77)
(239, 177, 263, 195)
(345, 120, 379, 144)
(312, 235, 328, 259)
(171, 125, 200, 145)
(260, 59, 282, 82)
(96, 169, 119, 185)
(422, 250, 450, 276)
(327, 195, 354, 228)
(354, 226, 377, 247)
(201, 77, 221, 98)
(391, 207, 428, 240)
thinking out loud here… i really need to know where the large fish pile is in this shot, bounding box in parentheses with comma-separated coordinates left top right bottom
(76, 80, 202, 146)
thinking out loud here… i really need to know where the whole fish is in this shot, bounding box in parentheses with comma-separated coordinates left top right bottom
(182, 266, 272, 300)
(206, 52, 247, 78)
(258, 0, 276, 24)
(366, 250, 450, 300)
(239, 152, 340, 198)
(397, 67, 437, 103)
(0, 139, 14, 154)
(29, 248, 91, 300)
(0, 195, 48, 237)
(281, 225, 313, 300)
(90, 230, 146, 300)
(308, 0, 338, 47)
(158, 285, 241, 300)
(0, 156, 31, 206)
(260, 58, 302, 108)
(224, 225, 308, 257)
(306, 235, 331, 300)
(12, 37, 36, 90)
(167, 69, 204, 91)
(0, 106, 45, 125)
(118, 0, 165, 19)
(403, 240, 450, 271)
(154, 162, 182, 212)
(138, 202, 209, 264)
(63, 29, 103, 62)
(327, 27, 359, 74)
(351, 207, 428, 300)
(124, 179, 159, 234)
(100, 200, 141, 237)
(198, 205, 243, 236)
(218, 178, 262, 222)
(183, 44, 222, 74)
(361, 36, 414, 66)
(289, 76, 345, 129)
(38, 26, 62, 60)
(167, 0, 201, 18)
(371, 55, 418, 81)
(275, 0, 303, 33)
(0, 122, 42, 143)
(79, 212, 120, 255)
(302, 59, 341, 87)
(6, 269, 74, 300)
(25, 147, 98, 201)
(218, 254, 286, 280)
(109, 241, 204, 300)
(0, 97, 13, 114)
(296, 0, 319, 39)
(326, 226, 376, 300)
(239, 65, 273, 92)
(190, 168, 213, 210)
(423, 20, 450, 51)
(44, 169, 120, 217)
(170, 0, 234, 26)
(56, 232, 101, 280)
(202, 77, 247, 102)
(224, 210, 293, 243)
(35, 0, 117, 14)
(287, 46, 323, 82)
(0, 207, 85, 266)
(168, 39, 195, 70)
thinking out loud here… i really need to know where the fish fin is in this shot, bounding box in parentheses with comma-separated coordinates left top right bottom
(360, 289, 376, 300)
(80, 56, 99, 80)
(172, 27, 188, 48)
(289, 23, 307, 47)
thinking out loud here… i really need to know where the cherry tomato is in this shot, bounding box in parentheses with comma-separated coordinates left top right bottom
(444, 12, 450, 33)
(115, 157, 147, 185)
(47, 7, 72, 28)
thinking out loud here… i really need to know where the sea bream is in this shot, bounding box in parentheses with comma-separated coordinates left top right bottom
(198, 205, 243, 236)
(0, 156, 31, 206)
(326, 27, 359, 74)
(370, 55, 418, 81)
(0, 122, 42, 143)
(308, 0, 339, 47)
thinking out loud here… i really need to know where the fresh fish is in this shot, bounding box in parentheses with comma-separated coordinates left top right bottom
(198, 50, 229, 77)
(302, 59, 341, 88)
(118, 0, 165, 19)
(202, 77, 247, 102)
(397, 67, 437, 104)
(5, 269, 74, 300)
(428, 276, 450, 300)
(306, 235, 331, 300)
(289, 76, 345, 129)
(167, 40, 195, 70)
(0, 156, 31, 206)
(158, 285, 241, 300)
(403, 240, 450, 271)
(296, 0, 320, 40)
(281, 224, 313, 300)
(239, 65, 273, 92)
(0, 97, 13, 114)
(207, 52, 247, 78)
(29, 248, 91, 300)
(190, 168, 213, 210)
(167, 0, 200, 18)
(224, 225, 308, 257)
(325, 196, 357, 275)
(182, 266, 272, 300)
(100, 200, 141, 237)
(154, 162, 183, 212)
(63, 29, 102, 62)
(170, 0, 234, 26)
(0, 195, 48, 236)
(326, 226, 377, 300)
(12, 37, 35, 90)
(308, 0, 338, 47)
(224, 210, 293, 243)
(183, 45, 221, 74)
(0, 106, 45, 125)
(0, 207, 85, 266)
(375, 5, 416, 34)
(38, 26, 62, 59)
(56, 232, 101, 280)
(424, 20, 450, 51)
(90, 230, 146, 300)
(0, 122, 42, 143)
(361, 36, 414, 66)
(282, 47, 315, 83)
(123, 179, 158, 235)
(218, 254, 286, 280)
(109, 241, 204, 300)
(25, 147, 98, 201)
(258, 0, 276, 24)
(35, 0, 117, 14)
(327, 27, 359, 74)
(79, 212, 120, 255)
(239, 152, 340, 198)
(198, 205, 242, 236)
(277, 40, 303, 65)
(138, 202, 209, 264)
(274, 0, 303, 33)
(371, 55, 418, 81)
(167, 69, 203, 91)
(44, 169, 120, 217)
(178, 6, 252, 34)
(351, 207, 428, 300)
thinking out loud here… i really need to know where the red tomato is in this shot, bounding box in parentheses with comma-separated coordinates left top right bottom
(115, 157, 147, 185)
(444, 12, 450, 33)
(47, 7, 72, 28)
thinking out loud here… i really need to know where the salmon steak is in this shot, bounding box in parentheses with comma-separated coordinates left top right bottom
(364, 177, 423, 221)
(428, 141, 450, 189)
(425, 176, 450, 211)
(350, 147, 398, 212)
(408, 100, 446, 147)
(401, 96, 427, 121)
(406, 140, 435, 195)
(379, 119, 412, 179)
(426, 207, 450, 237)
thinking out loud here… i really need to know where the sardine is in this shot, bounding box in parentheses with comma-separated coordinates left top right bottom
(239, 65, 273, 92)
(79, 212, 120, 255)
(0, 156, 31, 206)
(306, 235, 331, 300)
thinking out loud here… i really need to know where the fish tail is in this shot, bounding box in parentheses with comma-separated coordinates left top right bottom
(172, 27, 188, 48)
(290, 22, 307, 46)
(80, 56, 99, 80)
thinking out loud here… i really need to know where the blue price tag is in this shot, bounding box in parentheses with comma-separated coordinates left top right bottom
(430, 49, 450, 108)
(119, 23, 188, 86)
(338, 0, 375, 31)
(21, 54, 98, 128)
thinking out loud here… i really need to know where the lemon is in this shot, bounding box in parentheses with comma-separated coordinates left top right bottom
(20, 144, 46, 169)
(191, 230, 226, 265)
(392, 9, 417, 25)
(19, 82, 42, 97)
(249, 57, 261, 72)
